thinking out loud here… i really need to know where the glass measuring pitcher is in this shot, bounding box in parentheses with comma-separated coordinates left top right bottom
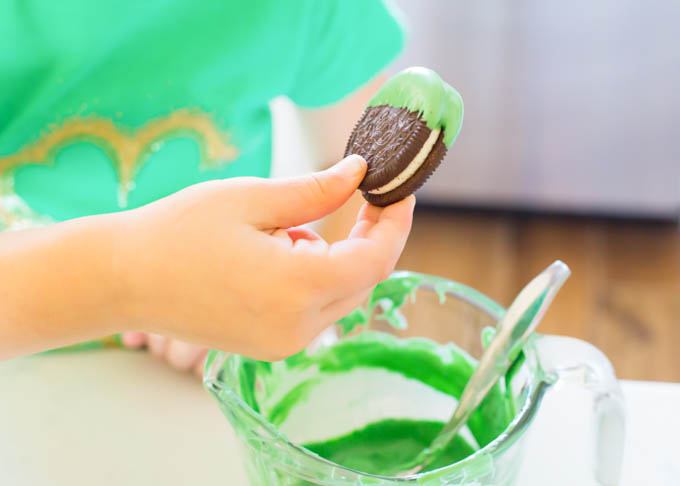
(204, 272, 625, 485)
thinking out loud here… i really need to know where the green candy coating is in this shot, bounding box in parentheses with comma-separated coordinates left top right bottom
(367, 67, 463, 148)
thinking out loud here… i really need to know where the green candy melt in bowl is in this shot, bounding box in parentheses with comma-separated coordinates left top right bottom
(203, 272, 625, 486)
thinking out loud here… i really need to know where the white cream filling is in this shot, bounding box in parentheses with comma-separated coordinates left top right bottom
(368, 128, 440, 195)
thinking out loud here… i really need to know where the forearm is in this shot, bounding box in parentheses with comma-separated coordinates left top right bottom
(0, 214, 122, 360)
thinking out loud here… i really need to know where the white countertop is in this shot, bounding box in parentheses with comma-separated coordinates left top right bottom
(0, 350, 678, 485)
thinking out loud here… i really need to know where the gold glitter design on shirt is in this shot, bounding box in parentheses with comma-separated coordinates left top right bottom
(0, 109, 239, 211)
(0, 207, 18, 229)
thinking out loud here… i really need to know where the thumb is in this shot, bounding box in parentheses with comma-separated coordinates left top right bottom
(248, 155, 366, 229)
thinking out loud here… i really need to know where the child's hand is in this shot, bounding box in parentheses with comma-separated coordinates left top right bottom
(121, 332, 208, 376)
(114, 155, 414, 362)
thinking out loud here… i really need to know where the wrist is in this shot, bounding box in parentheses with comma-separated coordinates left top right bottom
(55, 212, 127, 336)
(107, 207, 149, 332)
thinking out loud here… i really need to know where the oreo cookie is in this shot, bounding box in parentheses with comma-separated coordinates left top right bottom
(344, 67, 464, 207)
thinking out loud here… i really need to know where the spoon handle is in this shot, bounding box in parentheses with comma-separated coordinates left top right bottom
(417, 261, 571, 472)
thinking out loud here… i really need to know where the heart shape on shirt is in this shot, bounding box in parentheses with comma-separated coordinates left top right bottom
(1, 110, 238, 222)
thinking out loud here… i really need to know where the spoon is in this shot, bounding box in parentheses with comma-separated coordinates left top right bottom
(398, 260, 571, 476)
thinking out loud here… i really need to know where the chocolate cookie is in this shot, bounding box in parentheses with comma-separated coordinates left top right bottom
(344, 67, 464, 207)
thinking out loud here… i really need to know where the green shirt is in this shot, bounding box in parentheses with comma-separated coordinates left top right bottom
(0, 0, 404, 227)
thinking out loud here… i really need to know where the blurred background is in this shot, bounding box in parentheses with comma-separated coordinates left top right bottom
(386, 1, 680, 382)
(392, 1, 679, 218)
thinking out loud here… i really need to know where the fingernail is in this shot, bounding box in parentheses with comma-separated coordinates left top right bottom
(331, 154, 366, 178)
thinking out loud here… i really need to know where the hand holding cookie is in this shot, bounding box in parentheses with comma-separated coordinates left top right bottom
(115, 155, 414, 361)
(120, 67, 461, 368)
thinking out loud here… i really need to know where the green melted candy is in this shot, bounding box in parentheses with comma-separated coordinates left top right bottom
(237, 330, 515, 476)
(367, 67, 464, 148)
(304, 419, 476, 475)
(227, 272, 521, 477)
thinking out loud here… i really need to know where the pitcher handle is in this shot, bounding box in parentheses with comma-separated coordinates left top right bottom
(532, 335, 626, 486)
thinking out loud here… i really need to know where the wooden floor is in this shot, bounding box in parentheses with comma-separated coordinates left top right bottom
(397, 208, 680, 382)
